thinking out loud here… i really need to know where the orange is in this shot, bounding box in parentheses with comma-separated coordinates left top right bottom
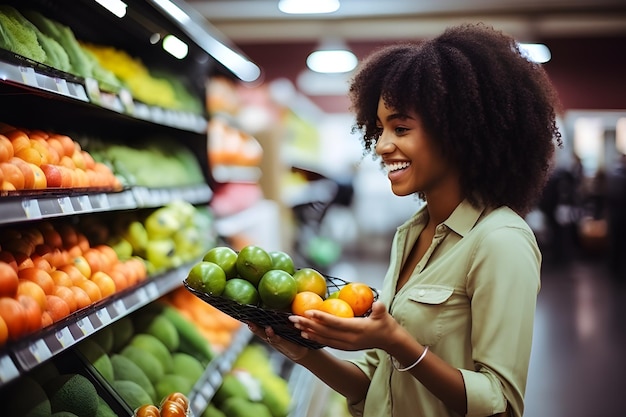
(0, 296, 26, 340)
(59, 155, 76, 170)
(45, 294, 70, 322)
(338, 282, 375, 316)
(40, 311, 53, 328)
(14, 252, 35, 270)
(76, 233, 91, 254)
(318, 298, 354, 318)
(81, 150, 96, 170)
(29, 139, 50, 165)
(46, 138, 65, 159)
(18, 267, 55, 295)
(50, 269, 73, 287)
(72, 255, 92, 278)
(293, 268, 327, 298)
(70, 286, 92, 310)
(58, 224, 79, 249)
(1, 180, 16, 191)
(15, 146, 43, 166)
(51, 134, 76, 158)
(0, 262, 19, 298)
(18, 294, 42, 335)
(10, 157, 35, 189)
(0, 134, 13, 163)
(108, 269, 129, 292)
(59, 264, 87, 285)
(30, 163, 47, 189)
(291, 291, 324, 316)
(77, 279, 102, 303)
(0, 315, 8, 347)
(42, 227, 63, 248)
(3, 239, 35, 257)
(90, 271, 116, 298)
(0, 162, 25, 189)
(17, 279, 47, 311)
(83, 249, 104, 275)
(0, 251, 18, 273)
(95, 244, 119, 266)
(54, 285, 77, 313)
(7, 129, 30, 155)
(30, 256, 53, 273)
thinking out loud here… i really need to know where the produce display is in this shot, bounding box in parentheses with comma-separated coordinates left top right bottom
(0, 124, 121, 192)
(0, 220, 147, 347)
(184, 245, 377, 348)
(86, 137, 206, 188)
(206, 343, 292, 417)
(77, 302, 214, 409)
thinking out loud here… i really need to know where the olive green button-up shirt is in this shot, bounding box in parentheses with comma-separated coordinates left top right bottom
(348, 201, 541, 417)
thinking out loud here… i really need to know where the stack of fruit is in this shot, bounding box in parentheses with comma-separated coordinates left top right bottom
(185, 245, 375, 319)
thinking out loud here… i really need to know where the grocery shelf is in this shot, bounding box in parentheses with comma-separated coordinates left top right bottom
(0, 58, 208, 134)
(0, 184, 213, 226)
(0, 262, 193, 389)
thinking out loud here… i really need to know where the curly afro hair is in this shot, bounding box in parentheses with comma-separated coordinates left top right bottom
(348, 23, 562, 215)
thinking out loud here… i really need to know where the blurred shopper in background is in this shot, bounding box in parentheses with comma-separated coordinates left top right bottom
(607, 153, 626, 281)
(249, 23, 561, 417)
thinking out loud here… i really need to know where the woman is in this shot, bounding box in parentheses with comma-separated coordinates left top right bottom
(249, 23, 561, 417)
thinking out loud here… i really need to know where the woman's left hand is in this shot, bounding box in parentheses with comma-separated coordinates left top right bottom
(288, 301, 400, 351)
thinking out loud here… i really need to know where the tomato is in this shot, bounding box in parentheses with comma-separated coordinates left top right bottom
(269, 250, 295, 275)
(135, 404, 160, 417)
(186, 261, 226, 296)
(203, 246, 238, 279)
(163, 392, 189, 411)
(160, 400, 186, 417)
(235, 245, 272, 287)
(258, 269, 297, 309)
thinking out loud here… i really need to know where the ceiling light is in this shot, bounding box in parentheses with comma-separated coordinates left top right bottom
(518, 43, 551, 64)
(162, 35, 188, 59)
(307, 49, 357, 73)
(278, 0, 340, 15)
(94, 0, 127, 18)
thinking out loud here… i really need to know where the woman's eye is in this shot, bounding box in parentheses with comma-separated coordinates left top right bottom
(395, 126, 409, 135)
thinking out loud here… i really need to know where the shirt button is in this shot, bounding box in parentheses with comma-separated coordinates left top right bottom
(418, 289, 426, 297)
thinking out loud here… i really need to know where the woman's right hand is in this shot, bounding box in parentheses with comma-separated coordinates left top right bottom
(246, 322, 310, 362)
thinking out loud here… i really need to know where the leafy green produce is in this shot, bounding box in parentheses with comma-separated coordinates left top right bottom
(0, 6, 46, 62)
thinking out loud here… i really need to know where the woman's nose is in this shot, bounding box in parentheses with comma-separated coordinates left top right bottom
(375, 130, 394, 155)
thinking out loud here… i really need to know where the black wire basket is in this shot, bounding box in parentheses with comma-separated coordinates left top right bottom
(183, 275, 378, 349)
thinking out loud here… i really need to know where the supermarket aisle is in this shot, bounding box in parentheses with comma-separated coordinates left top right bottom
(312, 237, 626, 417)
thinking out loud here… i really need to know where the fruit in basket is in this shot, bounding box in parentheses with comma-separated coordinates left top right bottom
(258, 270, 297, 309)
(291, 291, 324, 316)
(318, 298, 354, 318)
(292, 268, 327, 298)
(339, 282, 375, 316)
(187, 261, 226, 296)
(235, 245, 272, 287)
(203, 246, 238, 279)
(163, 392, 190, 411)
(160, 399, 187, 417)
(268, 250, 295, 275)
(222, 278, 259, 306)
(135, 404, 160, 417)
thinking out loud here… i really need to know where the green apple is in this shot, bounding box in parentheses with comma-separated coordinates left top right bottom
(123, 220, 148, 254)
(203, 246, 238, 279)
(146, 238, 176, 270)
(145, 207, 181, 239)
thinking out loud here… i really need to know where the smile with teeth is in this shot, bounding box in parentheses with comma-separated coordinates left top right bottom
(385, 161, 411, 173)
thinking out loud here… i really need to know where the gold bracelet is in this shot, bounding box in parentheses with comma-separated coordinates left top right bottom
(390, 345, 429, 372)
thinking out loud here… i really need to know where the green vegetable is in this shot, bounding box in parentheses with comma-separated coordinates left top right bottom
(0, 5, 46, 62)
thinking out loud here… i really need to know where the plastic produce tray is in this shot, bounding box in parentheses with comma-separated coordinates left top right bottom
(183, 275, 378, 349)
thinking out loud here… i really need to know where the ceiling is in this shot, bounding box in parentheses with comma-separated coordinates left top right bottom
(187, 0, 626, 43)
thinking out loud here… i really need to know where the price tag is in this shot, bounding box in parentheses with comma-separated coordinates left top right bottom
(192, 396, 208, 415)
(54, 77, 70, 95)
(76, 317, 95, 336)
(89, 193, 110, 210)
(95, 308, 112, 326)
(209, 371, 222, 387)
(136, 287, 149, 304)
(58, 197, 73, 214)
(113, 299, 125, 316)
(145, 282, 159, 299)
(201, 384, 215, 398)
(73, 195, 92, 211)
(0, 355, 19, 383)
(55, 327, 74, 348)
(19, 66, 37, 86)
(29, 339, 52, 364)
(119, 89, 135, 114)
(85, 77, 101, 104)
(21, 199, 42, 219)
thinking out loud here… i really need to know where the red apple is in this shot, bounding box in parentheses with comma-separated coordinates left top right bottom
(40, 164, 62, 187)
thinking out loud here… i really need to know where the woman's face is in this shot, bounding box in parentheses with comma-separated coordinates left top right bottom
(375, 97, 458, 198)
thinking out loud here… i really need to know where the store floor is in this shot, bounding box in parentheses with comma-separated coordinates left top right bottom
(304, 235, 626, 417)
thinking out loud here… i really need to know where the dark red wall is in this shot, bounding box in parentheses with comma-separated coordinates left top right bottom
(238, 35, 626, 113)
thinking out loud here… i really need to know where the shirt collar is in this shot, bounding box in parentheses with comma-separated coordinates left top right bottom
(444, 199, 484, 237)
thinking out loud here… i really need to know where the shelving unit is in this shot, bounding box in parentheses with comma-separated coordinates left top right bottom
(0, 0, 268, 415)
